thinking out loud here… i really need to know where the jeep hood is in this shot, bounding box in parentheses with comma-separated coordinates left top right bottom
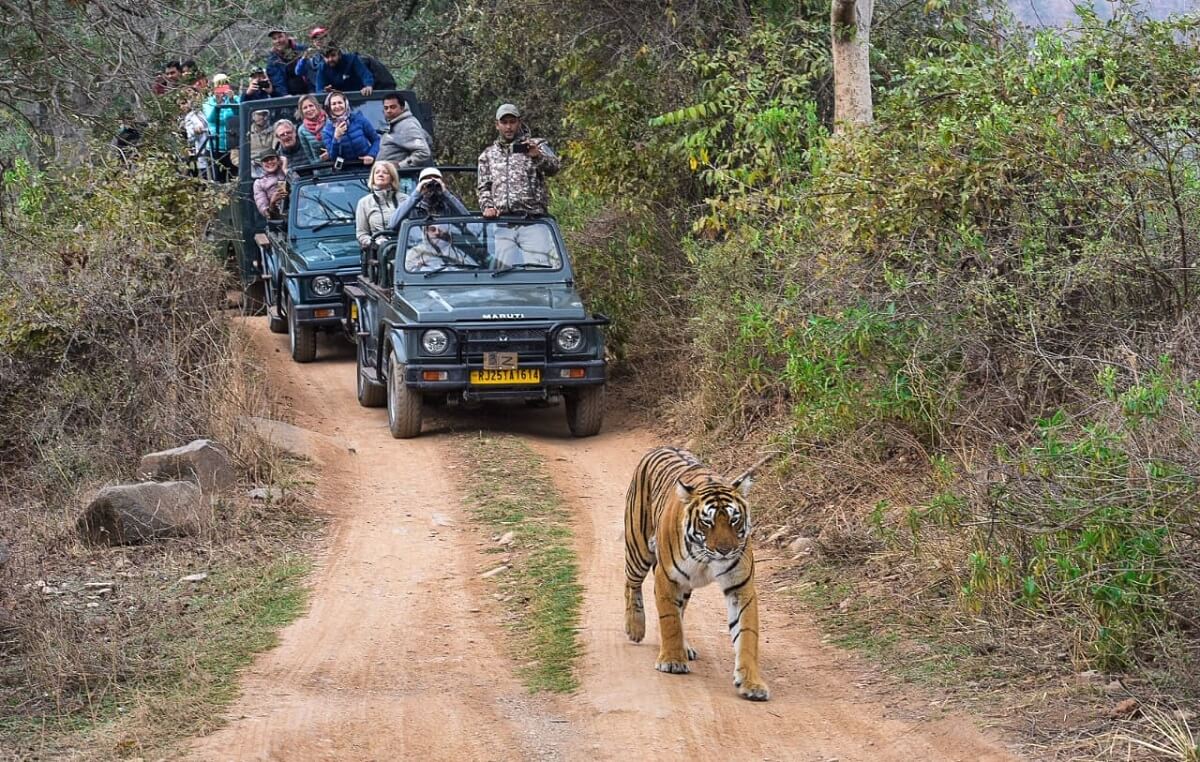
(397, 284, 587, 322)
(295, 235, 361, 269)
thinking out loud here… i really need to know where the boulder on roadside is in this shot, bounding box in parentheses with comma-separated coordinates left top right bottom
(137, 439, 235, 493)
(787, 536, 816, 554)
(241, 416, 322, 461)
(78, 481, 207, 546)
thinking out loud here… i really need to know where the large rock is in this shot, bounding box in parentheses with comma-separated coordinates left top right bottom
(137, 439, 236, 493)
(241, 416, 323, 461)
(78, 481, 207, 546)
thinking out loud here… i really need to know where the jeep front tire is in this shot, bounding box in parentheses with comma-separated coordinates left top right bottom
(565, 385, 604, 437)
(287, 295, 317, 363)
(357, 346, 386, 408)
(387, 352, 422, 438)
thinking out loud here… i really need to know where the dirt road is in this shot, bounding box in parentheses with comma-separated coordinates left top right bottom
(188, 321, 1018, 761)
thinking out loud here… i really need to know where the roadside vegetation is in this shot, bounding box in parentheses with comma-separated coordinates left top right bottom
(343, 1, 1200, 754)
(0, 140, 319, 758)
(456, 435, 582, 693)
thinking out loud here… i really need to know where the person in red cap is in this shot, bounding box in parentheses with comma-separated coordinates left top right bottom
(266, 27, 312, 95)
(309, 27, 329, 47)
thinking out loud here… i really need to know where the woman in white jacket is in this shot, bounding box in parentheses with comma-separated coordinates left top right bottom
(355, 160, 400, 249)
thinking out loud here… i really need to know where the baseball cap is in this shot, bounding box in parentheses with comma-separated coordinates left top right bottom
(418, 167, 443, 183)
(495, 103, 521, 120)
(259, 149, 279, 160)
(267, 28, 286, 37)
(310, 26, 329, 38)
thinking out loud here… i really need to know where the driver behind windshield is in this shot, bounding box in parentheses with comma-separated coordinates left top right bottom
(405, 224, 475, 272)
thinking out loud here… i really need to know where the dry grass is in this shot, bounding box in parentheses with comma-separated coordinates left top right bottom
(0, 323, 322, 759)
(0, 154, 322, 758)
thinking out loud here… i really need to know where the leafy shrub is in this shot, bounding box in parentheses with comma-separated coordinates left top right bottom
(943, 358, 1200, 671)
(0, 151, 228, 491)
(680, 11, 1200, 681)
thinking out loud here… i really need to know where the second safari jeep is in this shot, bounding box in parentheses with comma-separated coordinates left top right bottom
(262, 163, 414, 362)
(345, 213, 609, 438)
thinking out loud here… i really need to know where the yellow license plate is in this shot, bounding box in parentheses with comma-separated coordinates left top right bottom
(470, 368, 541, 385)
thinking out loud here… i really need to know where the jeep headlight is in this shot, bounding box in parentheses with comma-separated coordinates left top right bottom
(555, 326, 584, 352)
(422, 329, 449, 355)
(311, 275, 336, 297)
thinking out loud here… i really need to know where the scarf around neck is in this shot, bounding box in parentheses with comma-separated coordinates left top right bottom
(302, 111, 327, 137)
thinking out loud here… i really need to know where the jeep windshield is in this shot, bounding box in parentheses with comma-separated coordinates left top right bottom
(401, 220, 563, 276)
(296, 177, 368, 230)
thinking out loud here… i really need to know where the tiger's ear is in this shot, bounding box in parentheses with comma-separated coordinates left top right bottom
(730, 471, 755, 497)
(730, 454, 774, 497)
(675, 479, 695, 502)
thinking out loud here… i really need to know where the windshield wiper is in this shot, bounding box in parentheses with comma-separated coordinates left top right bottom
(311, 215, 355, 232)
(491, 263, 557, 278)
(423, 262, 486, 278)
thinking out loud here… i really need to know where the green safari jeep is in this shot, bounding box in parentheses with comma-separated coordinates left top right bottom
(345, 214, 609, 437)
(261, 162, 415, 362)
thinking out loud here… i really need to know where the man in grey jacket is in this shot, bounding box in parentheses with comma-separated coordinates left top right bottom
(377, 93, 432, 168)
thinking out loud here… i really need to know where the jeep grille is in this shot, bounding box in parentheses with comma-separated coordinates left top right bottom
(462, 327, 547, 362)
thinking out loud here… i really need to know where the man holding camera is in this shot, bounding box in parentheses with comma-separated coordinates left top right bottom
(241, 68, 275, 101)
(477, 104, 560, 266)
(265, 28, 311, 95)
(389, 167, 469, 228)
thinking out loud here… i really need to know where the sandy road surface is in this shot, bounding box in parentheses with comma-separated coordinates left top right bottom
(187, 320, 1019, 762)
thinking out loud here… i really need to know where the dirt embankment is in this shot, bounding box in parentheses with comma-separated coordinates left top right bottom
(187, 321, 1018, 761)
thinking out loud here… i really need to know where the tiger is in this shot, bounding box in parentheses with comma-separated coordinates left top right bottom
(623, 446, 770, 701)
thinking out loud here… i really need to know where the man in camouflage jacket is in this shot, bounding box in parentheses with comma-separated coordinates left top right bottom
(477, 103, 560, 217)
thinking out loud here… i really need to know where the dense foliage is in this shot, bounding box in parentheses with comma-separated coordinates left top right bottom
(0, 144, 229, 492)
(358, 1, 1200, 696)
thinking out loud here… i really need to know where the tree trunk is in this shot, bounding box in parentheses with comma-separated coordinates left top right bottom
(831, 0, 874, 131)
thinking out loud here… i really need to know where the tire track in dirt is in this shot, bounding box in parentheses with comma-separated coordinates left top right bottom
(186, 322, 569, 761)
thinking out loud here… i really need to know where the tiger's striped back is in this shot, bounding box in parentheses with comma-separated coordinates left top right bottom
(624, 446, 706, 586)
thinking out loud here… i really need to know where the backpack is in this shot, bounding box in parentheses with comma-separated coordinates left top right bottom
(360, 54, 397, 91)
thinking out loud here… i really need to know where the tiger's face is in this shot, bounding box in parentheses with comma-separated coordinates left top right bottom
(677, 480, 752, 560)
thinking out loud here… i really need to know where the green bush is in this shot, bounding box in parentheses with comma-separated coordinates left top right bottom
(945, 360, 1199, 669)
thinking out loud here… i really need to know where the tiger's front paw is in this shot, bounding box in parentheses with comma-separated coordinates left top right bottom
(655, 649, 691, 674)
(655, 659, 690, 674)
(735, 675, 770, 701)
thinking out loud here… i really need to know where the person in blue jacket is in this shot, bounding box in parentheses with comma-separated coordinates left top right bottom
(266, 28, 311, 95)
(298, 47, 374, 96)
(321, 90, 380, 164)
